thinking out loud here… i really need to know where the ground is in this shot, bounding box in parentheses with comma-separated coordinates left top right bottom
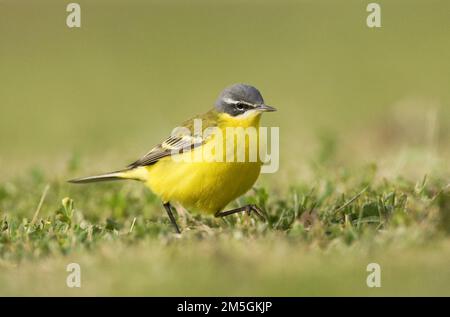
(1, 155, 449, 295)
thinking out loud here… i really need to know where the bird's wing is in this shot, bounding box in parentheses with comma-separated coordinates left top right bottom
(127, 109, 218, 168)
(127, 134, 202, 168)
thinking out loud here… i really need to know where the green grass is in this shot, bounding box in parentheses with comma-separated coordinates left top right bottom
(1, 158, 449, 295)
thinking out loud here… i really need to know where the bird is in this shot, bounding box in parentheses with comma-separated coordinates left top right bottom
(69, 83, 276, 233)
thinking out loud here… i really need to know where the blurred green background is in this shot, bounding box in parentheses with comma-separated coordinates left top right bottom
(0, 0, 449, 296)
(1, 0, 449, 181)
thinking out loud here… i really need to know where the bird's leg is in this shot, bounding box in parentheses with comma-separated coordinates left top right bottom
(163, 202, 181, 233)
(214, 204, 266, 221)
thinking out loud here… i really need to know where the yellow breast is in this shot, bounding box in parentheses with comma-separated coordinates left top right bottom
(145, 111, 263, 214)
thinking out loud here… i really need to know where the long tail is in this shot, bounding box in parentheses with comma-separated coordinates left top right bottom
(68, 167, 148, 184)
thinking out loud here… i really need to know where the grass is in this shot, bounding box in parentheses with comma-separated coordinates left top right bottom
(1, 156, 449, 295)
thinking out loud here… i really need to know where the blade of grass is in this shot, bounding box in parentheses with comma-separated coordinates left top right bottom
(28, 184, 50, 233)
(129, 217, 137, 233)
(334, 186, 368, 214)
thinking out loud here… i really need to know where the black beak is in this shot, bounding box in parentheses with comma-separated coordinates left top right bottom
(256, 104, 277, 112)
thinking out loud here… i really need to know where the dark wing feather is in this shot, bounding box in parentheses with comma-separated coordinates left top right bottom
(127, 135, 202, 168)
(127, 110, 218, 168)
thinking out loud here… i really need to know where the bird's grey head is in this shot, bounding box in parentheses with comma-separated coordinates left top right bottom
(215, 83, 276, 116)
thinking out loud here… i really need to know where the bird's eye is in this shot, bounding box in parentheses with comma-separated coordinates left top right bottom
(235, 103, 245, 111)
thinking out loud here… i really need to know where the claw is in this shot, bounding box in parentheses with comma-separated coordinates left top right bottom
(248, 205, 266, 222)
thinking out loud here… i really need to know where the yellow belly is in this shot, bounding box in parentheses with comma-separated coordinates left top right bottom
(145, 158, 261, 214)
(144, 111, 264, 214)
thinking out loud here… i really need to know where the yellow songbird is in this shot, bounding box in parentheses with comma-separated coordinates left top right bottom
(69, 84, 276, 233)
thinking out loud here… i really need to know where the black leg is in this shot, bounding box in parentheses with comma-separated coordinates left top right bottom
(163, 202, 181, 233)
(214, 204, 266, 221)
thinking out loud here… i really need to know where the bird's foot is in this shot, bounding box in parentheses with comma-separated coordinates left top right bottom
(214, 204, 266, 221)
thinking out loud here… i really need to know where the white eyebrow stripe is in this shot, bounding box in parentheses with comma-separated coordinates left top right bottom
(223, 97, 239, 104)
(223, 98, 255, 107)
